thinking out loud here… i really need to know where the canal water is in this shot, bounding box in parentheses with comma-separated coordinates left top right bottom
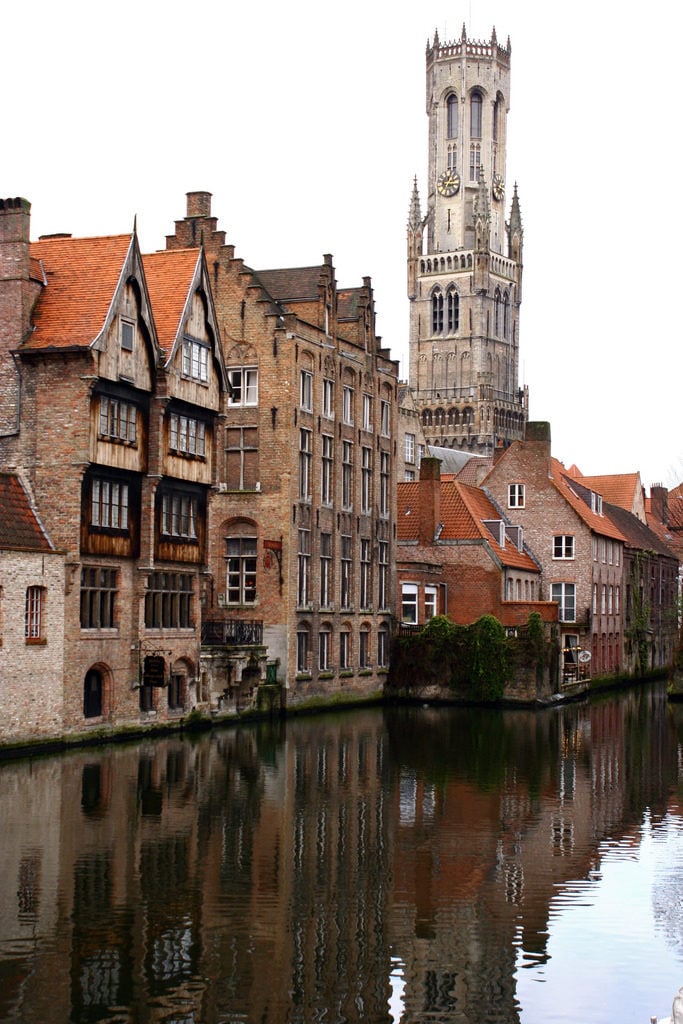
(2, 683, 683, 1024)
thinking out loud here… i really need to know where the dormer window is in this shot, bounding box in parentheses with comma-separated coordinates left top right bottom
(120, 318, 134, 352)
(591, 492, 603, 515)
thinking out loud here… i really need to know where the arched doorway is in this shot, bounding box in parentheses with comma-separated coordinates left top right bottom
(83, 669, 103, 718)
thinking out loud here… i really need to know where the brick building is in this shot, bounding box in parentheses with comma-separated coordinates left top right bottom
(480, 422, 680, 682)
(0, 472, 65, 744)
(396, 456, 557, 634)
(0, 197, 227, 739)
(165, 192, 400, 705)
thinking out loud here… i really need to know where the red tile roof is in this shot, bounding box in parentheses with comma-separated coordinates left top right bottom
(0, 473, 54, 551)
(572, 471, 642, 514)
(550, 459, 626, 542)
(27, 234, 132, 350)
(142, 248, 201, 357)
(398, 479, 539, 572)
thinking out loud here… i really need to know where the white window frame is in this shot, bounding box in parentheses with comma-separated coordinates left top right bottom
(401, 583, 418, 624)
(300, 369, 313, 412)
(321, 434, 333, 505)
(405, 433, 415, 464)
(508, 483, 525, 509)
(228, 366, 258, 406)
(362, 394, 373, 432)
(322, 378, 334, 419)
(380, 400, 391, 438)
(553, 535, 575, 560)
(342, 385, 354, 426)
(551, 582, 576, 623)
(99, 397, 137, 444)
(425, 586, 438, 620)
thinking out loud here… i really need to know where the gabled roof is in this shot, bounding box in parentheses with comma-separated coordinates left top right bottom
(398, 478, 539, 572)
(0, 473, 54, 552)
(142, 248, 202, 358)
(550, 459, 625, 542)
(27, 234, 133, 350)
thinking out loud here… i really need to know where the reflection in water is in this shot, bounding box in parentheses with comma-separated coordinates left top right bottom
(0, 685, 682, 1023)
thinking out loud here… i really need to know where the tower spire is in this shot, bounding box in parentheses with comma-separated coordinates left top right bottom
(407, 177, 423, 233)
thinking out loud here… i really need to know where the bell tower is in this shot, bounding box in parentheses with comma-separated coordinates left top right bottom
(408, 26, 528, 454)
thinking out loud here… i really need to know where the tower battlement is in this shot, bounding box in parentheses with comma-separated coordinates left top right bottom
(426, 25, 511, 69)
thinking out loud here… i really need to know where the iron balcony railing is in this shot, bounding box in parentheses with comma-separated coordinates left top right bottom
(202, 619, 263, 647)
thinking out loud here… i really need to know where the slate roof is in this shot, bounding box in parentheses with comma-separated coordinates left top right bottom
(142, 248, 201, 357)
(604, 502, 677, 560)
(27, 234, 132, 350)
(254, 266, 322, 303)
(0, 473, 54, 552)
(398, 478, 539, 572)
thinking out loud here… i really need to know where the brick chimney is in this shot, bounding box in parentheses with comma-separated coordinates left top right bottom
(0, 198, 41, 436)
(418, 456, 441, 545)
(166, 191, 226, 253)
(650, 484, 669, 526)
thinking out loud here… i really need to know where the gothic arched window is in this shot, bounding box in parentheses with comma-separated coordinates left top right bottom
(447, 288, 459, 333)
(470, 91, 482, 139)
(447, 94, 458, 139)
(503, 291, 510, 340)
(494, 289, 501, 336)
(431, 290, 444, 334)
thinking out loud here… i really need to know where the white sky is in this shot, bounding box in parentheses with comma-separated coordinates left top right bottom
(5, 0, 681, 488)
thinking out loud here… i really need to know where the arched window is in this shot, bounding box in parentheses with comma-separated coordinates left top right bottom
(470, 91, 482, 139)
(422, 409, 433, 427)
(431, 290, 444, 334)
(447, 94, 458, 138)
(447, 288, 459, 333)
(494, 289, 501, 336)
(493, 96, 500, 142)
(503, 291, 510, 340)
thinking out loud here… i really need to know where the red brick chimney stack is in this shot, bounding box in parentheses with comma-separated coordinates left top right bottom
(0, 197, 37, 436)
(418, 456, 441, 545)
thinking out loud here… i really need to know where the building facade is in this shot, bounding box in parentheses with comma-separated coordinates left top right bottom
(0, 197, 227, 740)
(407, 27, 527, 454)
(166, 193, 400, 706)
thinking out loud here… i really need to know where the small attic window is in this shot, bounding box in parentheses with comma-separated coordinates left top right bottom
(590, 492, 603, 515)
(120, 318, 134, 352)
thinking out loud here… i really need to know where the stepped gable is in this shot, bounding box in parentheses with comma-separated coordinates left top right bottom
(142, 247, 202, 357)
(27, 234, 132, 349)
(0, 472, 54, 551)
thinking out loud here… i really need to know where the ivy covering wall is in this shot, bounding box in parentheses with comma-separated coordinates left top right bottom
(388, 612, 553, 703)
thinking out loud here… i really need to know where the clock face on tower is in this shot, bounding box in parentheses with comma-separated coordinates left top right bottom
(437, 169, 461, 197)
(492, 173, 505, 201)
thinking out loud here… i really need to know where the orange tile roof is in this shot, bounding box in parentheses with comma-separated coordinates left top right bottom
(398, 479, 539, 572)
(142, 248, 201, 357)
(28, 234, 132, 350)
(573, 472, 641, 512)
(550, 459, 625, 541)
(0, 473, 54, 551)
